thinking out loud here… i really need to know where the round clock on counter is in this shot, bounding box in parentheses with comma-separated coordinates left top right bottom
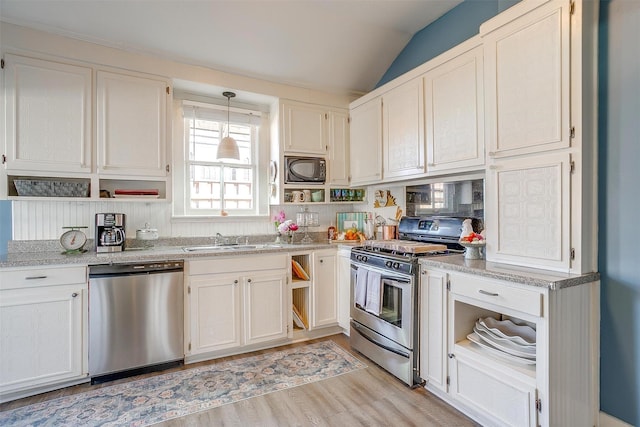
(60, 226, 88, 254)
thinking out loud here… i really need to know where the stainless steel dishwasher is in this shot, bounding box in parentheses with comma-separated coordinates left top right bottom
(89, 260, 184, 383)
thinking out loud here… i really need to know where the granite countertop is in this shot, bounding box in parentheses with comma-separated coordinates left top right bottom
(419, 255, 600, 290)
(0, 237, 334, 269)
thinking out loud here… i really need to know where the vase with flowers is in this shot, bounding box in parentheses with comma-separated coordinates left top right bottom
(273, 210, 299, 244)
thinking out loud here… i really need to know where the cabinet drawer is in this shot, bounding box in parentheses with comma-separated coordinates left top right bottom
(0, 265, 87, 290)
(188, 254, 287, 276)
(449, 273, 542, 317)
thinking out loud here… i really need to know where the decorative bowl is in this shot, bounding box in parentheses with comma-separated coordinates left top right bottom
(459, 240, 486, 260)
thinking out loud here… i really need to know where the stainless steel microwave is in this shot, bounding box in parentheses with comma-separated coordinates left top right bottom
(284, 156, 326, 184)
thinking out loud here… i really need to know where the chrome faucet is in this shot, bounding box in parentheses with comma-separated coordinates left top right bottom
(214, 232, 229, 246)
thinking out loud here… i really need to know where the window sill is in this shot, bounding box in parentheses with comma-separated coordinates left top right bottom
(171, 214, 270, 223)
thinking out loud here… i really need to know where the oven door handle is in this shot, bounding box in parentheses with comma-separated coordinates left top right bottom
(352, 322, 410, 358)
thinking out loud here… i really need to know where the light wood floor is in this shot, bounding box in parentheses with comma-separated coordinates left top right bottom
(1, 334, 479, 426)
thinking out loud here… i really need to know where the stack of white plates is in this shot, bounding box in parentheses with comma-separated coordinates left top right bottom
(466, 317, 537, 365)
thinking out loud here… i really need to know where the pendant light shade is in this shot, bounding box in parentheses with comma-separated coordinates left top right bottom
(216, 91, 240, 160)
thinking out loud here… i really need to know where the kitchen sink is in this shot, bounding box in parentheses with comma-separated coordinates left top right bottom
(183, 246, 232, 252)
(183, 244, 284, 252)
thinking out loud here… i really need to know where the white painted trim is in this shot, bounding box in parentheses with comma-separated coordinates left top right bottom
(600, 411, 634, 427)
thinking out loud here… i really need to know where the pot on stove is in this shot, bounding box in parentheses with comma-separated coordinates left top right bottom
(382, 225, 397, 240)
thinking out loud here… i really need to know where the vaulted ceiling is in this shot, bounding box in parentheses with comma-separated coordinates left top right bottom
(0, 0, 462, 96)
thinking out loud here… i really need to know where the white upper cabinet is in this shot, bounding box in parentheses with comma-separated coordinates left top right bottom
(349, 97, 382, 186)
(482, 0, 571, 158)
(481, 0, 598, 274)
(424, 42, 485, 173)
(328, 110, 350, 186)
(280, 100, 327, 155)
(96, 70, 170, 177)
(383, 78, 425, 180)
(486, 152, 572, 271)
(4, 54, 92, 174)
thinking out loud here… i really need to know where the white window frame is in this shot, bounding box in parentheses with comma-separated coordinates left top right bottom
(173, 99, 268, 218)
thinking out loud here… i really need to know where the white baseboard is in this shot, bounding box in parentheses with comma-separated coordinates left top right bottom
(600, 411, 634, 427)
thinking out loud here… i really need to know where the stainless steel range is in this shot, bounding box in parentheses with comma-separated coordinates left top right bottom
(349, 216, 482, 386)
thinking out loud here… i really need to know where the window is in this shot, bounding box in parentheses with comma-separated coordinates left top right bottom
(182, 101, 260, 216)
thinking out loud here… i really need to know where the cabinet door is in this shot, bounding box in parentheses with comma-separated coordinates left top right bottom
(383, 78, 425, 180)
(96, 70, 169, 176)
(0, 284, 86, 393)
(485, 152, 571, 271)
(349, 98, 382, 185)
(328, 110, 350, 186)
(312, 250, 338, 329)
(244, 271, 288, 345)
(281, 101, 327, 155)
(425, 45, 484, 173)
(419, 268, 448, 393)
(4, 54, 92, 173)
(188, 274, 242, 354)
(336, 248, 351, 332)
(450, 352, 538, 427)
(482, 0, 571, 158)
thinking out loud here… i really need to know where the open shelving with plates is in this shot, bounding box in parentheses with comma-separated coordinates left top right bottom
(446, 272, 542, 426)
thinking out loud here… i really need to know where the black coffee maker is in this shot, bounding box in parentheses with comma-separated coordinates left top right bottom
(95, 213, 126, 253)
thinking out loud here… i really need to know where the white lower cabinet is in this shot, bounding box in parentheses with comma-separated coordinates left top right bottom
(244, 272, 288, 345)
(311, 249, 338, 329)
(450, 350, 537, 427)
(336, 247, 351, 332)
(419, 268, 448, 393)
(420, 265, 599, 427)
(0, 266, 88, 402)
(186, 254, 288, 359)
(188, 274, 242, 353)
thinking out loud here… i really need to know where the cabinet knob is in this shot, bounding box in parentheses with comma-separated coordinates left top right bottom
(421, 270, 426, 275)
(320, 259, 324, 264)
(71, 292, 78, 298)
(488, 152, 496, 157)
(247, 278, 252, 283)
(234, 280, 238, 284)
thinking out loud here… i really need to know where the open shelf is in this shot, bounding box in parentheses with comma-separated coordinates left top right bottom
(292, 287, 309, 330)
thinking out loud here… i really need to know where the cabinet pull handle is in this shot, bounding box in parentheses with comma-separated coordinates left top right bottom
(488, 151, 496, 157)
(71, 293, 78, 298)
(478, 289, 499, 297)
(25, 276, 47, 280)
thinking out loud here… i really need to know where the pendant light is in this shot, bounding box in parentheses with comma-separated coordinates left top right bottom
(216, 91, 240, 160)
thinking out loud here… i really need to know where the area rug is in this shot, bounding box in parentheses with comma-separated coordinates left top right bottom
(0, 340, 365, 427)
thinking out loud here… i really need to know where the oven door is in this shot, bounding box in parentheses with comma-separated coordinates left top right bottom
(350, 262, 414, 349)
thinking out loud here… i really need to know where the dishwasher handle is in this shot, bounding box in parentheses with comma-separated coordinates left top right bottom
(89, 261, 184, 277)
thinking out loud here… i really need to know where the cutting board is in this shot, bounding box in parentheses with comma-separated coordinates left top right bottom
(364, 239, 447, 254)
